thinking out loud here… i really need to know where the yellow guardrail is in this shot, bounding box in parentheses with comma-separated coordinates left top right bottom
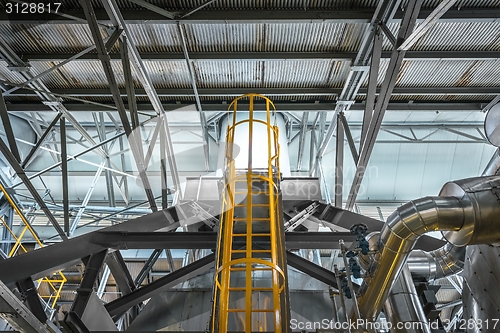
(0, 183, 66, 308)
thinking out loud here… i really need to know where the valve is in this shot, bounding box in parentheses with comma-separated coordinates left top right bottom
(350, 223, 370, 255)
(340, 275, 352, 299)
(346, 251, 362, 279)
(349, 223, 368, 236)
(358, 237, 370, 255)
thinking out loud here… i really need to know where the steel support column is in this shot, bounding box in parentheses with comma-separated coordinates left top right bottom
(297, 111, 310, 171)
(335, 115, 344, 208)
(345, 0, 423, 211)
(60, 116, 70, 235)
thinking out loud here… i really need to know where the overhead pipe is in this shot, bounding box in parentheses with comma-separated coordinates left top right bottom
(358, 175, 500, 320)
(407, 242, 465, 281)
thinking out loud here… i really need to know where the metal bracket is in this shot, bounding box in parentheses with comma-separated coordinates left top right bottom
(7, 65, 30, 72)
(285, 201, 320, 231)
(188, 201, 219, 229)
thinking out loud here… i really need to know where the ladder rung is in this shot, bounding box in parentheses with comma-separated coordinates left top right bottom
(233, 217, 270, 221)
(234, 204, 269, 207)
(230, 233, 272, 237)
(234, 191, 270, 195)
(227, 287, 274, 292)
(229, 267, 274, 272)
(227, 309, 275, 313)
(231, 250, 272, 253)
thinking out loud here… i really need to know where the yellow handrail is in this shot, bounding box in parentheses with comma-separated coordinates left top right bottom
(0, 184, 66, 308)
(211, 94, 288, 333)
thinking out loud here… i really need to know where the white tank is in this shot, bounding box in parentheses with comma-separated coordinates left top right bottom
(217, 111, 291, 177)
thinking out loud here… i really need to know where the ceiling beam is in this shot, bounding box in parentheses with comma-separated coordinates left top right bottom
(6, 87, 500, 97)
(19, 50, 500, 61)
(4, 102, 486, 113)
(1, 8, 499, 24)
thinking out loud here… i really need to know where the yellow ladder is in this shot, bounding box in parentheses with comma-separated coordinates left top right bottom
(0, 184, 66, 309)
(212, 94, 288, 333)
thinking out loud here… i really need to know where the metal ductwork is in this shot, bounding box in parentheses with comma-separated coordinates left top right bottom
(384, 265, 432, 333)
(358, 175, 500, 320)
(462, 244, 500, 333)
(407, 242, 465, 281)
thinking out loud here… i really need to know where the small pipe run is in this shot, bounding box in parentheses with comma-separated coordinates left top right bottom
(358, 176, 500, 320)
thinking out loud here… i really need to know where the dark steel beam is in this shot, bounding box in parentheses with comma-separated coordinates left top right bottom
(361, 27, 383, 147)
(104, 253, 215, 318)
(8, 87, 500, 97)
(339, 112, 359, 164)
(335, 114, 344, 208)
(21, 113, 61, 168)
(0, 95, 21, 163)
(16, 277, 47, 323)
(345, 0, 423, 211)
(119, 38, 140, 132)
(106, 251, 136, 296)
(286, 251, 338, 289)
(134, 249, 162, 287)
(296, 112, 309, 171)
(1, 8, 499, 24)
(0, 204, 187, 284)
(19, 50, 500, 62)
(79, 0, 158, 212)
(93, 231, 357, 249)
(70, 250, 108, 317)
(4, 101, 485, 113)
(160, 119, 168, 209)
(60, 117, 70, 235)
(0, 137, 68, 240)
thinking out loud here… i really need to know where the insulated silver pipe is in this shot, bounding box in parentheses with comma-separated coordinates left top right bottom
(481, 148, 500, 176)
(358, 176, 500, 320)
(384, 266, 431, 333)
(407, 242, 465, 281)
